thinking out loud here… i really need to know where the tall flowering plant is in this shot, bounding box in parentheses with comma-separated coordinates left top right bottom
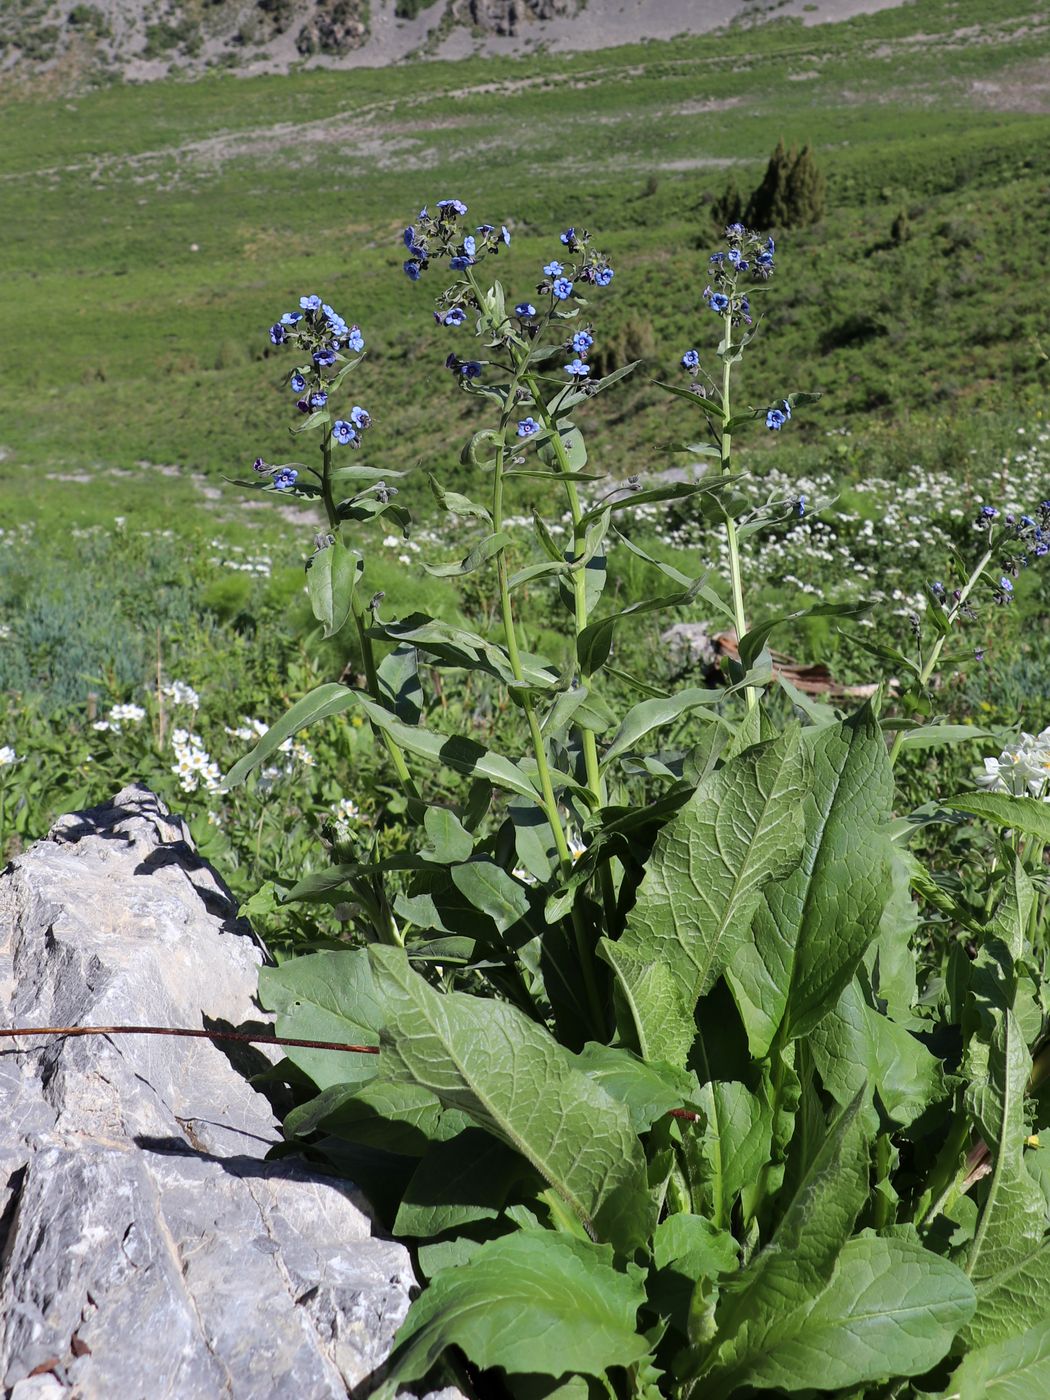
(224, 205, 1050, 1400)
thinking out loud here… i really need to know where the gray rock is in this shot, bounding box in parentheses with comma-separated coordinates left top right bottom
(0, 785, 420, 1399)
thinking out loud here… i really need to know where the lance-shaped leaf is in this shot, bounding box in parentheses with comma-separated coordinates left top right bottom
(368, 947, 654, 1251)
(726, 705, 893, 1055)
(694, 1080, 773, 1231)
(693, 1090, 871, 1385)
(306, 539, 362, 639)
(737, 600, 871, 673)
(944, 791, 1050, 846)
(617, 726, 807, 1013)
(706, 1234, 974, 1397)
(960, 859, 1050, 1349)
(600, 688, 723, 770)
(374, 1232, 649, 1400)
(598, 938, 695, 1070)
(942, 1317, 1050, 1398)
(224, 682, 358, 787)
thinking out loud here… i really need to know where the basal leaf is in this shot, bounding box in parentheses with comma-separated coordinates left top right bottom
(369, 947, 655, 1251)
(618, 726, 807, 1013)
(375, 1231, 649, 1399)
(726, 705, 893, 1054)
(395, 1127, 536, 1237)
(943, 1316, 1050, 1398)
(714, 1234, 974, 1396)
(572, 1043, 698, 1133)
(695, 1080, 773, 1230)
(257, 947, 382, 1089)
(597, 939, 696, 1070)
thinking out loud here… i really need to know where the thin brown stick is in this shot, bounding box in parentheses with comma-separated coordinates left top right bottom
(0, 1025, 379, 1054)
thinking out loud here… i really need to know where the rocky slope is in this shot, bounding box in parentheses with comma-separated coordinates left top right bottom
(2, 0, 911, 89)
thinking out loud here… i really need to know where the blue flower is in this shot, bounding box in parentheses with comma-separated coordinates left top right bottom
(560, 227, 576, 245)
(403, 226, 417, 248)
(310, 391, 328, 409)
(726, 222, 745, 236)
(300, 294, 322, 310)
(281, 311, 303, 325)
(594, 267, 613, 286)
(252, 457, 270, 473)
(296, 398, 310, 414)
(269, 323, 287, 345)
(727, 248, 742, 267)
(460, 361, 483, 379)
(796, 495, 807, 518)
(332, 420, 357, 445)
(347, 325, 365, 352)
(766, 236, 775, 252)
(781, 398, 791, 419)
(515, 302, 536, 317)
(443, 307, 467, 326)
(272, 468, 298, 490)
(980, 505, 999, 518)
(517, 417, 539, 437)
(313, 346, 336, 366)
(681, 349, 700, 370)
(437, 199, 468, 215)
(290, 371, 306, 393)
(552, 277, 574, 300)
(572, 330, 594, 353)
(709, 252, 725, 265)
(766, 407, 787, 430)
(350, 405, 371, 429)
(1000, 576, 1014, 592)
(476, 223, 495, 235)
(708, 292, 730, 314)
(565, 358, 591, 378)
(403, 260, 423, 280)
(449, 255, 475, 271)
(756, 249, 774, 268)
(462, 235, 477, 257)
(501, 225, 511, 245)
(543, 260, 564, 277)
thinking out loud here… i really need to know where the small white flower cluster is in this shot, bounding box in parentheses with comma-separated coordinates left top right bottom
(977, 729, 1050, 801)
(0, 624, 11, 641)
(171, 728, 222, 794)
(383, 534, 422, 568)
(331, 797, 361, 839)
(93, 702, 147, 734)
(162, 680, 200, 709)
(209, 541, 272, 577)
(0, 745, 20, 767)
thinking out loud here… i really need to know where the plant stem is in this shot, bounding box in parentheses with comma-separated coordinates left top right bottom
(720, 310, 755, 711)
(321, 423, 419, 802)
(888, 546, 993, 767)
(523, 368, 618, 931)
(465, 277, 604, 1033)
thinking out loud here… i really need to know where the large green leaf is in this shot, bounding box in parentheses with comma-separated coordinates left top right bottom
(960, 859, 1050, 1349)
(306, 538, 362, 639)
(257, 947, 382, 1089)
(726, 706, 893, 1054)
(368, 947, 655, 1251)
(691, 1092, 871, 1386)
(617, 726, 807, 1014)
(941, 1317, 1050, 1398)
(572, 1043, 698, 1134)
(695, 1080, 773, 1230)
(374, 1232, 649, 1399)
(597, 938, 696, 1070)
(224, 682, 358, 787)
(395, 1127, 536, 1237)
(810, 976, 946, 1127)
(713, 1234, 975, 1395)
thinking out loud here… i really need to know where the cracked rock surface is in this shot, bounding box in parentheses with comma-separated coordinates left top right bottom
(0, 785, 418, 1400)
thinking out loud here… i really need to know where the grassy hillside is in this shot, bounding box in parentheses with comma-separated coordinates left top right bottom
(1, 0, 1048, 512)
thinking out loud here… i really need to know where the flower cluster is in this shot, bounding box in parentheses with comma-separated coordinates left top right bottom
(161, 680, 200, 710)
(93, 702, 146, 734)
(703, 224, 775, 326)
(171, 728, 222, 794)
(256, 293, 371, 481)
(331, 796, 362, 840)
(972, 497, 1050, 604)
(402, 200, 510, 282)
(976, 728, 1050, 799)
